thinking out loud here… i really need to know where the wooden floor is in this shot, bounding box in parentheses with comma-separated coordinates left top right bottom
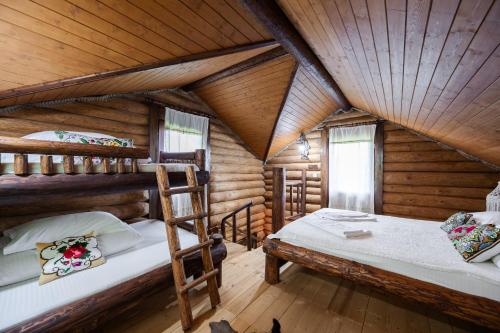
(106, 243, 487, 333)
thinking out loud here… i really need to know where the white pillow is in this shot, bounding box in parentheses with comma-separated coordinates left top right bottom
(493, 255, 500, 269)
(472, 211, 500, 226)
(0, 230, 143, 286)
(3, 211, 139, 255)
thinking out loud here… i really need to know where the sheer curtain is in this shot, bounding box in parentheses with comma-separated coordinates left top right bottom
(328, 125, 376, 213)
(164, 108, 209, 217)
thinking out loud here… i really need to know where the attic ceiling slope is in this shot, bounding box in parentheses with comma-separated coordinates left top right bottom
(276, 0, 500, 166)
(195, 55, 297, 159)
(0, 0, 271, 93)
(268, 66, 340, 158)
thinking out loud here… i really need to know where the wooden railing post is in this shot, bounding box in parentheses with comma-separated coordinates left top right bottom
(232, 215, 237, 243)
(272, 167, 286, 233)
(246, 205, 251, 251)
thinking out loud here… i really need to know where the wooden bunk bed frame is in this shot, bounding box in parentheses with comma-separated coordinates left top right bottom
(264, 167, 500, 331)
(0, 136, 226, 333)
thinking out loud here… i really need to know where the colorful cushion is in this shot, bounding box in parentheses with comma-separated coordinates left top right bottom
(36, 233, 105, 285)
(440, 212, 474, 233)
(447, 223, 477, 244)
(453, 224, 500, 262)
(55, 131, 133, 148)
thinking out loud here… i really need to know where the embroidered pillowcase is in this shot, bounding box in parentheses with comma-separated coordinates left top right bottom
(453, 224, 500, 262)
(441, 212, 474, 233)
(447, 223, 477, 244)
(36, 233, 105, 285)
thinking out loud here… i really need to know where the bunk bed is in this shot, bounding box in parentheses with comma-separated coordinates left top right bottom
(0, 136, 226, 333)
(264, 167, 500, 331)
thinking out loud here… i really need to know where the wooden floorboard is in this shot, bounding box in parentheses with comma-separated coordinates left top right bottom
(105, 243, 484, 333)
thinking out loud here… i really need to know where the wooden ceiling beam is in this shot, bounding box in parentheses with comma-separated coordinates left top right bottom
(239, 0, 351, 110)
(0, 40, 277, 100)
(184, 46, 288, 91)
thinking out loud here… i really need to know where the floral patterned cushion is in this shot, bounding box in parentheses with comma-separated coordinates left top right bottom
(36, 232, 105, 285)
(440, 212, 474, 233)
(453, 224, 500, 262)
(54, 131, 133, 148)
(448, 223, 477, 244)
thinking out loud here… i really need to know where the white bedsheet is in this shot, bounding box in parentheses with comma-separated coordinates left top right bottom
(268, 208, 500, 302)
(0, 220, 199, 332)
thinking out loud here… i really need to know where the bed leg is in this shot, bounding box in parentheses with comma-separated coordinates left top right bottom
(215, 262, 222, 288)
(265, 254, 280, 284)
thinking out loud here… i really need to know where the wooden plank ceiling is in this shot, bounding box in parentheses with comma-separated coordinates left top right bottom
(0, 0, 271, 92)
(0, 45, 277, 107)
(277, 0, 500, 166)
(195, 55, 297, 159)
(268, 66, 340, 157)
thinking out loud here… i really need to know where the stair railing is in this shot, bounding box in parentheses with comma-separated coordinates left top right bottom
(220, 201, 255, 251)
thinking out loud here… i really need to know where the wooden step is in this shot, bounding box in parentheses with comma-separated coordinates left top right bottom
(174, 239, 214, 259)
(162, 185, 204, 196)
(166, 212, 207, 225)
(179, 269, 220, 294)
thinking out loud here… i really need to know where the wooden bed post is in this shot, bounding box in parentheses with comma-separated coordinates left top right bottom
(148, 103, 165, 219)
(374, 122, 384, 215)
(320, 128, 329, 208)
(267, 167, 286, 284)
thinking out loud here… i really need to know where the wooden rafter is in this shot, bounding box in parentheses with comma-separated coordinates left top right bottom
(264, 62, 299, 161)
(184, 46, 288, 91)
(0, 40, 277, 100)
(239, 0, 350, 109)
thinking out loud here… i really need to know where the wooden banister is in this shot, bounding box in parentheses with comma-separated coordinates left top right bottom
(0, 136, 149, 159)
(220, 202, 255, 251)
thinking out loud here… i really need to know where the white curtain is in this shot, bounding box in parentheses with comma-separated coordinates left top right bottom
(164, 108, 209, 218)
(328, 125, 376, 213)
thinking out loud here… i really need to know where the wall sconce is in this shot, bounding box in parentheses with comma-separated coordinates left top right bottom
(297, 132, 310, 160)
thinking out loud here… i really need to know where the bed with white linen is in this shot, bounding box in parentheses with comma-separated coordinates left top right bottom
(0, 219, 222, 333)
(263, 208, 500, 330)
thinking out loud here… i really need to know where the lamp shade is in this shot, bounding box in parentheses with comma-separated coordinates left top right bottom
(486, 181, 500, 211)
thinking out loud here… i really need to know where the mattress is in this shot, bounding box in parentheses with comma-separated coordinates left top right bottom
(268, 208, 500, 302)
(0, 220, 199, 332)
(0, 162, 199, 174)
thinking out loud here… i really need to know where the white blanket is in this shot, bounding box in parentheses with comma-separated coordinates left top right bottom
(268, 209, 500, 301)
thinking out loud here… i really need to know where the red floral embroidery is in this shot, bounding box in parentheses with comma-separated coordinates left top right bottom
(63, 244, 88, 259)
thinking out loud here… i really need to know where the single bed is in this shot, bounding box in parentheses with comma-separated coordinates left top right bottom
(265, 167, 500, 331)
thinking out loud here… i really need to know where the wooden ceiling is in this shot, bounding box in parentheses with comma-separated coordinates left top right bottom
(195, 55, 297, 159)
(0, 0, 271, 93)
(268, 66, 340, 157)
(276, 0, 500, 166)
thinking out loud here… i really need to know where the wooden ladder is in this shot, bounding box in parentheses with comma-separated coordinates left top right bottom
(156, 165, 221, 330)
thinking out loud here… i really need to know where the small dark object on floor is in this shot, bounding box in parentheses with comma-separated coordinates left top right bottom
(271, 318, 281, 333)
(209, 320, 237, 333)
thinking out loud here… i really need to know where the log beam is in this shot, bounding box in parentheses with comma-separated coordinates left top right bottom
(239, 0, 350, 109)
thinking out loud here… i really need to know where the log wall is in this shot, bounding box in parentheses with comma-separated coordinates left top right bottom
(0, 99, 150, 224)
(264, 131, 322, 234)
(382, 123, 499, 220)
(209, 122, 266, 241)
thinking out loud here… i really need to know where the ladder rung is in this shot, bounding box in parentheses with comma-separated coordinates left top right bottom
(180, 269, 219, 294)
(162, 185, 204, 196)
(166, 212, 207, 225)
(174, 239, 214, 259)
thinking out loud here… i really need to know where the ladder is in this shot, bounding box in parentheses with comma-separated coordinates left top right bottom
(156, 165, 221, 330)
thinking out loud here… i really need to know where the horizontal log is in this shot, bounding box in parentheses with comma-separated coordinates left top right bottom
(267, 154, 320, 164)
(210, 141, 255, 158)
(383, 193, 485, 211)
(384, 172, 499, 188)
(384, 151, 468, 163)
(383, 123, 400, 131)
(2, 191, 148, 217)
(210, 180, 264, 192)
(384, 130, 429, 143)
(384, 142, 443, 152)
(210, 173, 263, 182)
(94, 99, 150, 115)
(264, 170, 320, 179)
(264, 186, 321, 195)
(264, 179, 321, 187)
(0, 171, 208, 205)
(321, 115, 378, 128)
(265, 201, 320, 213)
(0, 136, 149, 158)
(211, 154, 262, 166)
(0, 202, 148, 231)
(209, 131, 242, 145)
(264, 191, 320, 203)
(210, 187, 266, 203)
(210, 204, 265, 226)
(383, 185, 492, 199)
(210, 196, 265, 215)
(383, 204, 455, 221)
(220, 213, 266, 230)
(276, 147, 321, 157)
(210, 164, 263, 174)
(384, 162, 496, 173)
(263, 163, 320, 171)
(51, 103, 149, 126)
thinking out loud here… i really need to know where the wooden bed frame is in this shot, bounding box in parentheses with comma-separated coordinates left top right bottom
(264, 167, 500, 331)
(0, 137, 225, 333)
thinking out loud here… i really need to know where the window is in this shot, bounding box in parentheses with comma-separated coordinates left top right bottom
(328, 125, 376, 213)
(164, 108, 209, 217)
